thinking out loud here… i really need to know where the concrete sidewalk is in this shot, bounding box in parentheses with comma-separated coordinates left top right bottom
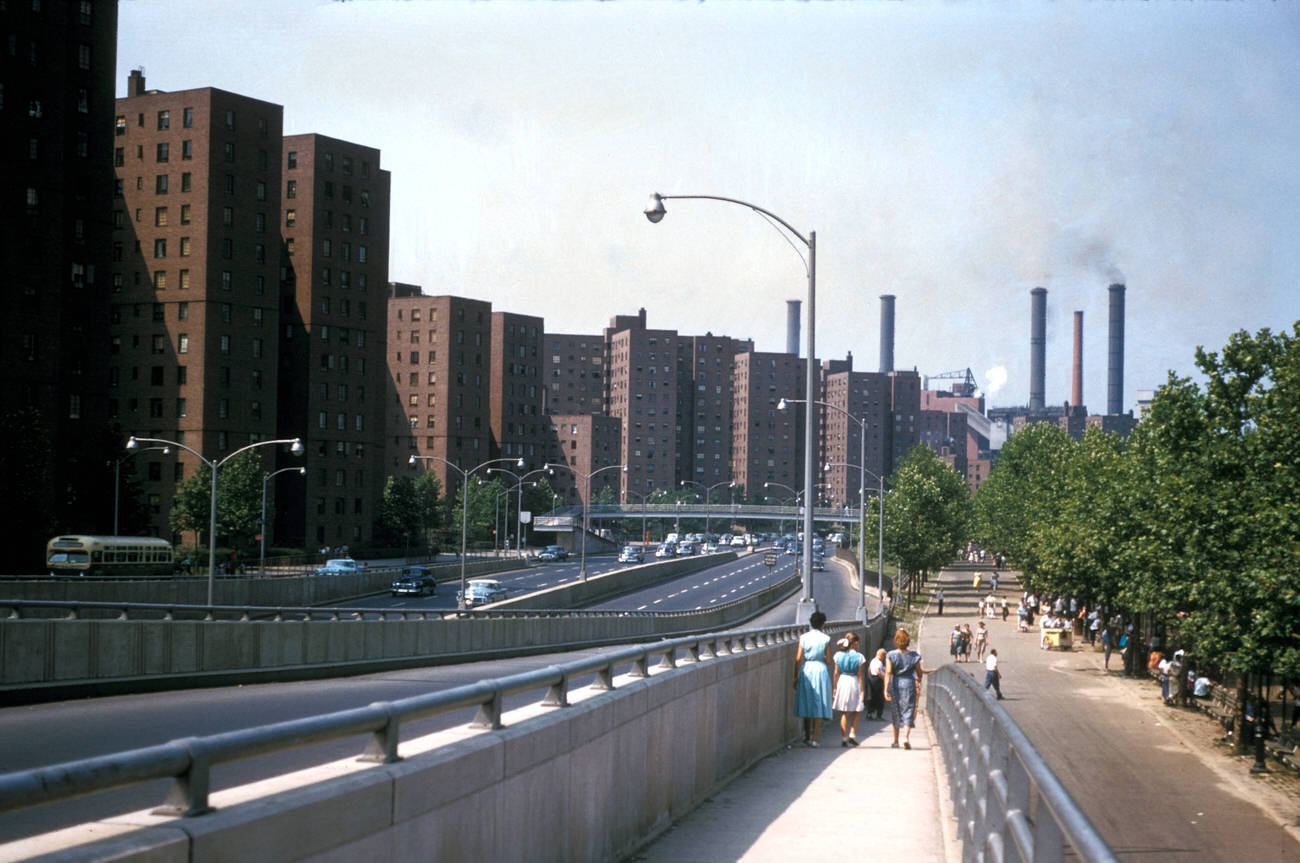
(631, 688, 958, 863)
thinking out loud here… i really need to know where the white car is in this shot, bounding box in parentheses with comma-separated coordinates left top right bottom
(458, 578, 508, 607)
(315, 558, 364, 576)
(730, 535, 747, 547)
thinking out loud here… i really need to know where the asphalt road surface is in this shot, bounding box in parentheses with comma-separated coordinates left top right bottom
(917, 568, 1299, 862)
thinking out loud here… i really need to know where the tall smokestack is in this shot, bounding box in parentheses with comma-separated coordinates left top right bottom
(785, 300, 801, 356)
(1029, 287, 1047, 411)
(1107, 283, 1125, 415)
(879, 294, 895, 373)
(1072, 310, 1084, 410)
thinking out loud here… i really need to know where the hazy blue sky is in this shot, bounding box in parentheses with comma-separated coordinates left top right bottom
(118, 0, 1299, 411)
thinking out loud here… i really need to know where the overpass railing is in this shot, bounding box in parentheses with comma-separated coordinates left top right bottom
(0, 619, 856, 822)
(926, 665, 1119, 863)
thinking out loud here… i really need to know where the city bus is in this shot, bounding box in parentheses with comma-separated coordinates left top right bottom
(45, 535, 176, 577)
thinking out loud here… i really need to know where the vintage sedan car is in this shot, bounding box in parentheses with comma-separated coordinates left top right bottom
(315, 557, 364, 576)
(676, 541, 697, 556)
(457, 578, 509, 607)
(390, 567, 436, 597)
(537, 545, 569, 562)
(654, 543, 676, 559)
(617, 546, 644, 564)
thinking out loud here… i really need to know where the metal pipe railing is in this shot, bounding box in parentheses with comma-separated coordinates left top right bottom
(926, 665, 1119, 863)
(0, 620, 861, 819)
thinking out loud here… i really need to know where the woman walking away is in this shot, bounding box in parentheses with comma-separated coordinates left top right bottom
(884, 628, 927, 749)
(832, 633, 866, 746)
(793, 611, 834, 746)
(974, 621, 989, 661)
(867, 648, 887, 719)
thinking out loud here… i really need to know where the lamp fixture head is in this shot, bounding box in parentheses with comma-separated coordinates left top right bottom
(408, 455, 417, 465)
(643, 193, 666, 224)
(777, 398, 788, 411)
(290, 439, 304, 455)
(125, 436, 139, 450)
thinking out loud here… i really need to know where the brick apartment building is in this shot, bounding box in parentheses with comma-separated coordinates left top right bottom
(819, 365, 891, 509)
(543, 413, 622, 507)
(278, 133, 391, 548)
(604, 312, 681, 499)
(677, 334, 751, 491)
(543, 332, 606, 415)
(730, 351, 806, 499)
(2, 0, 118, 551)
(110, 72, 285, 539)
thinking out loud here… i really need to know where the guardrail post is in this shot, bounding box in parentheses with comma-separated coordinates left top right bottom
(628, 653, 650, 678)
(544, 672, 570, 707)
(471, 685, 505, 729)
(152, 738, 213, 817)
(591, 662, 615, 691)
(358, 703, 401, 764)
(657, 649, 678, 670)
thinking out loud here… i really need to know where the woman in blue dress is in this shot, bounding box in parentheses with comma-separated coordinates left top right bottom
(884, 628, 927, 750)
(792, 611, 833, 746)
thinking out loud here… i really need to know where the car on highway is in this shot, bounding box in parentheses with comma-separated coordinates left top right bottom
(315, 558, 364, 576)
(390, 567, 436, 597)
(617, 546, 644, 564)
(730, 535, 748, 547)
(458, 578, 509, 607)
(654, 543, 676, 559)
(536, 545, 569, 562)
(676, 541, 697, 556)
(812, 552, 826, 571)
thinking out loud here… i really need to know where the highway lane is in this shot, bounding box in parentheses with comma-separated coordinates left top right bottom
(591, 547, 797, 612)
(0, 548, 844, 843)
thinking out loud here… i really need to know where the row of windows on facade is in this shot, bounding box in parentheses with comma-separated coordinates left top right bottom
(12, 32, 94, 69)
(285, 209, 370, 235)
(118, 171, 267, 199)
(112, 268, 268, 295)
(318, 353, 368, 376)
(393, 307, 483, 324)
(108, 364, 263, 394)
(113, 301, 261, 327)
(286, 150, 372, 178)
(111, 331, 265, 358)
(407, 414, 482, 431)
(395, 329, 480, 346)
(115, 140, 270, 170)
(318, 413, 366, 432)
(285, 179, 371, 208)
(117, 236, 272, 266)
(116, 105, 252, 136)
(116, 395, 267, 422)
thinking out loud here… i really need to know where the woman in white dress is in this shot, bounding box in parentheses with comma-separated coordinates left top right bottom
(831, 632, 866, 747)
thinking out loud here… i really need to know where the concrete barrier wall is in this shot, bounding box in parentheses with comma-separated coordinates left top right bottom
(0, 558, 521, 609)
(11, 632, 816, 863)
(490, 551, 739, 609)
(0, 573, 804, 697)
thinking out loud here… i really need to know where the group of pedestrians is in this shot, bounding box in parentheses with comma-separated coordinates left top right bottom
(793, 614, 926, 749)
(947, 621, 991, 662)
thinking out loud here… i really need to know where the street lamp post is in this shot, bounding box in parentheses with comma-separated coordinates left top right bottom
(544, 462, 627, 579)
(113, 445, 170, 535)
(260, 466, 305, 573)
(763, 481, 800, 536)
(681, 479, 733, 550)
(487, 466, 552, 559)
(824, 460, 885, 623)
(622, 489, 651, 551)
(409, 454, 524, 608)
(646, 192, 818, 623)
(781, 395, 877, 621)
(127, 435, 303, 606)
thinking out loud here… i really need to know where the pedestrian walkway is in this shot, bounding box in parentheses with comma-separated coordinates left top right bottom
(631, 713, 956, 863)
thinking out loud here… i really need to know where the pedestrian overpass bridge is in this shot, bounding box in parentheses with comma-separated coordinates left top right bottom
(535, 502, 858, 531)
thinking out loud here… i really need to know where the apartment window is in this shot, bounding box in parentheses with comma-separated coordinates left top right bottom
(221, 303, 232, 324)
(221, 238, 232, 259)
(323, 181, 333, 199)
(76, 132, 88, 158)
(251, 338, 262, 359)
(256, 180, 266, 202)
(322, 238, 332, 257)
(219, 399, 229, 419)
(177, 398, 187, 418)
(180, 204, 191, 224)
(181, 140, 192, 160)
(224, 174, 235, 194)
(157, 110, 169, 131)
(341, 243, 351, 262)
(78, 44, 91, 70)
(152, 270, 166, 290)
(155, 207, 168, 227)
(285, 209, 296, 227)
(219, 335, 231, 354)
(178, 269, 190, 290)
(285, 238, 295, 256)
(155, 174, 168, 194)
(156, 142, 169, 162)
(221, 271, 232, 291)
(182, 106, 193, 128)
(257, 149, 268, 171)
(255, 212, 266, 233)
(222, 206, 233, 227)
(252, 308, 263, 327)
(359, 217, 368, 236)
(115, 114, 126, 135)
(342, 185, 352, 204)
(178, 334, 189, 353)
(287, 151, 297, 169)
(178, 302, 188, 321)
(177, 236, 190, 256)
(324, 153, 334, 171)
(224, 110, 235, 130)
(181, 172, 191, 193)
(358, 245, 367, 264)
(286, 179, 296, 198)
(114, 147, 124, 167)
(153, 239, 166, 258)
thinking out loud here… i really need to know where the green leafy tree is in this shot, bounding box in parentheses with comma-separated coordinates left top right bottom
(376, 472, 443, 551)
(885, 445, 972, 582)
(169, 450, 266, 554)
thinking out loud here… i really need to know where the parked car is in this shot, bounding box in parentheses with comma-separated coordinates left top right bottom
(390, 567, 436, 597)
(458, 578, 508, 607)
(655, 543, 676, 559)
(315, 558, 364, 576)
(618, 546, 644, 564)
